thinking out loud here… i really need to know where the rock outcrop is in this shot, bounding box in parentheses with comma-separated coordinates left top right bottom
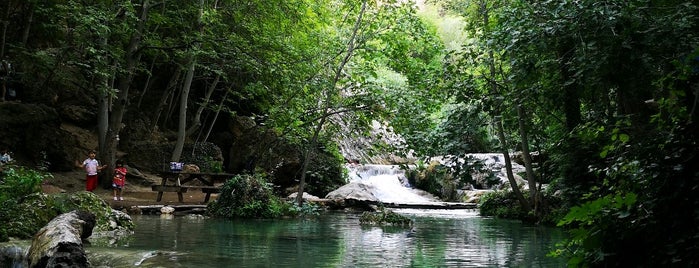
(325, 182, 379, 202)
(26, 210, 96, 268)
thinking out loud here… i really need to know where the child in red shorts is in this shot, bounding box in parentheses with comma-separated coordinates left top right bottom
(78, 150, 106, 192)
(113, 160, 127, 201)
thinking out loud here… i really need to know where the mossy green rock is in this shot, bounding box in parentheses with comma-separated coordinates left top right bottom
(359, 209, 412, 226)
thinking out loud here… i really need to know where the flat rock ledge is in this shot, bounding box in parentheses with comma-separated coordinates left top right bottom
(27, 210, 96, 268)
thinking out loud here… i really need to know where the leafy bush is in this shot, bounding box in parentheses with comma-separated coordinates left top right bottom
(408, 162, 448, 199)
(301, 143, 347, 197)
(0, 193, 60, 240)
(208, 173, 295, 219)
(550, 192, 638, 267)
(479, 189, 564, 225)
(0, 166, 52, 241)
(479, 190, 528, 219)
(0, 165, 50, 204)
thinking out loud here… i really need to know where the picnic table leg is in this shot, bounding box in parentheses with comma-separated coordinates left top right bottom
(156, 176, 167, 202)
(202, 176, 213, 203)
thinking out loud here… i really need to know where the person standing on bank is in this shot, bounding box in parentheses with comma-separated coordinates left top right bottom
(78, 150, 107, 192)
(112, 160, 127, 200)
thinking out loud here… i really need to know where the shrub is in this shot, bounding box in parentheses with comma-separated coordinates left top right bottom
(208, 173, 295, 219)
(0, 165, 50, 204)
(479, 190, 528, 219)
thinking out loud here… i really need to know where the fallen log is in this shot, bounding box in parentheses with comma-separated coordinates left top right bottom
(26, 210, 96, 268)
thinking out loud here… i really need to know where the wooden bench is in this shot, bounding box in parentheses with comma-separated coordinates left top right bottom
(151, 185, 221, 202)
(181, 185, 221, 202)
(152, 171, 233, 203)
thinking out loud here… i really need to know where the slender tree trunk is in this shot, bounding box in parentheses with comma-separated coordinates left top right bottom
(558, 40, 587, 201)
(172, 56, 196, 162)
(171, 0, 203, 162)
(20, 2, 33, 46)
(203, 87, 230, 143)
(137, 56, 158, 108)
(479, 0, 530, 212)
(151, 69, 181, 131)
(103, 0, 149, 186)
(0, 0, 9, 58)
(517, 104, 537, 209)
(296, 0, 367, 206)
(186, 74, 220, 136)
(495, 116, 531, 211)
(97, 38, 109, 155)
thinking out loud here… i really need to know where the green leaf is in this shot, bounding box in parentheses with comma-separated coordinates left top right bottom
(619, 133, 629, 143)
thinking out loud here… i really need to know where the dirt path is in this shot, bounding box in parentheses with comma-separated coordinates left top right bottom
(42, 171, 218, 209)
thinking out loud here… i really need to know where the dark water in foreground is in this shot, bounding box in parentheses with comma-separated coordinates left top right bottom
(83, 210, 565, 267)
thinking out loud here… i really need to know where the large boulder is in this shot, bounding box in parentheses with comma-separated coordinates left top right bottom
(26, 210, 96, 268)
(325, 182, 379, 202)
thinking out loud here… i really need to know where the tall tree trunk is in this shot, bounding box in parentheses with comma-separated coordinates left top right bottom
(137, 56, 158, 108)
(495, 116, 531, 211)
(558, 40, 587, 201)
(203, 87, 230, 143)
(103, 0, 149, 186)
(171, 0, 203, 162)
(479, 0, 530, 211)
(151, 69, 181, 132)
(20, 2, 33, 46)
(296, 0, 367, 206)
(0, 0, 9, 58)
(171, 56, 196, 162)
(186, 74, 220, 136)
(517, 104, 537, 210)
(97, 38, 109, 155)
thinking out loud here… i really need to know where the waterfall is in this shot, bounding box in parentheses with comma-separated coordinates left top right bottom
(346, 164, 438, 204)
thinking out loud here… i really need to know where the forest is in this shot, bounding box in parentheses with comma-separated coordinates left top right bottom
(0, 0, 697, 266)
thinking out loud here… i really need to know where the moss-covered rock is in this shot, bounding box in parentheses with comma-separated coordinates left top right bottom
(359, 209, 412, 226)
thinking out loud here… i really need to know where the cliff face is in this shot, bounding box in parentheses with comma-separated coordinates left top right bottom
(0, 102, 83, 171)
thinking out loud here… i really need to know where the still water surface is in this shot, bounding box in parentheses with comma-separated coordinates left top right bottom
(86, 210, 565, 267)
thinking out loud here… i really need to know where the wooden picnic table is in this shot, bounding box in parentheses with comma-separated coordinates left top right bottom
(152, 171, 235, 202)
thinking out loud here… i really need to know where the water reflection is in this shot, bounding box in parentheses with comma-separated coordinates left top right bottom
(83, 211, 564, 267)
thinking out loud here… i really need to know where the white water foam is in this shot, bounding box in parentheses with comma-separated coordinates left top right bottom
(347, 164, 437, 204)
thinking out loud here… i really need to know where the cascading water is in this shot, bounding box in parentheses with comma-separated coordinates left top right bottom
(346, 164, 438, 204)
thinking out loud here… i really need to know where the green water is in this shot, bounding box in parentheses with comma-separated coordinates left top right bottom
(84, 209, 565, 267)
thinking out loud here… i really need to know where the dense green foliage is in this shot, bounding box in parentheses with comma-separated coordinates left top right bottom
(479, 190, 565, 225)
(207, 173, 321, 219)
(0, 166, 51, 241)
(431, 0, 699, 266)
(0, 165, 49, 205)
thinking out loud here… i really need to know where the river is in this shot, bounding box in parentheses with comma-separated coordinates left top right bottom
(83, 210, 565, 267)
(4, 162, 566, 267)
